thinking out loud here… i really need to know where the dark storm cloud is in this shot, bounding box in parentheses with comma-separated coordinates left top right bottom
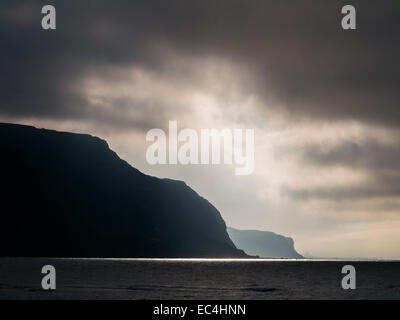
(0, 0, 399, 127)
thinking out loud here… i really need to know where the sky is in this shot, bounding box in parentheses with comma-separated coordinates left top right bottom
(1, 0, 400, 258)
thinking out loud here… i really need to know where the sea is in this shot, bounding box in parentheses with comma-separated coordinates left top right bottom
(1, 258, 399, 300)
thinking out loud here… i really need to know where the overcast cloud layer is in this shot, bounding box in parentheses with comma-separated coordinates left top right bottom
(1, 0, 400, 258)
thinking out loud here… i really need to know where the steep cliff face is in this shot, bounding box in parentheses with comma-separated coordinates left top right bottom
(0, 123, 246, 258)
(227, 227, 303, 259)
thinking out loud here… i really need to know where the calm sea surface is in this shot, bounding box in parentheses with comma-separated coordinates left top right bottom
(1, 258, 399, 299)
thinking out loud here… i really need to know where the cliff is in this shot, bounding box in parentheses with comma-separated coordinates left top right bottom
(227, 227, 303, 259)
(0, 123, 247, 258)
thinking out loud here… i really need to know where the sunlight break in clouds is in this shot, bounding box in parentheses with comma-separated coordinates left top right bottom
(1, 0, 400, 259)
(4, 53, 400, 259)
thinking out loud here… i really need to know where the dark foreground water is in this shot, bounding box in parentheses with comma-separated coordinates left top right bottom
(0, 258, 400, 299)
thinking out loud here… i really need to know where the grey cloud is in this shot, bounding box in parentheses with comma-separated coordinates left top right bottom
(301, 140, 400, 171)
(283, 183, 400, 202)
(284, 140, 400, 202)
(1, 0, 400, 128)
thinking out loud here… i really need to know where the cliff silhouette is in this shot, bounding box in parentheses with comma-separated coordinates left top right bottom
(228, 227, 303, 259)
(0, 123, 247, 258)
